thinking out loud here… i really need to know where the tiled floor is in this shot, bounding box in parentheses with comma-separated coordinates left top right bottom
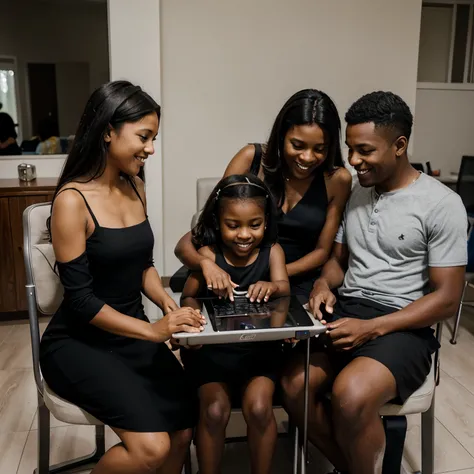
(1, 289, 474, 473)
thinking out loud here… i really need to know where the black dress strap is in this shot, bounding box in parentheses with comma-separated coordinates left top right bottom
(130, 180, 145, 208)
(55, 188, 100, 228)
(129, 179, 148, 217)
(249, 143, 262, 176)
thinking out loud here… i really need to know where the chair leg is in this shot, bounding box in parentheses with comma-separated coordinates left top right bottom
(36, 396, 51, 474)
(292, 425, 300, 474)
(451, 281, 467, 344)
(95, 424, 106, 457)
(35, 416, 106, 473)
(421, 401, 435, 474)
(183, 446, 192, 474)
(382, 416, 407, 474)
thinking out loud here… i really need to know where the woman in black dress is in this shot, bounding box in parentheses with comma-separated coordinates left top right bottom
(40, 81, 204, 474)
(175, 89, 352, 303)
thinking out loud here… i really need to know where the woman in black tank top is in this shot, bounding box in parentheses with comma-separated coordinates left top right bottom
(40, 81, 203, 474)
(175, 89, 352, 303)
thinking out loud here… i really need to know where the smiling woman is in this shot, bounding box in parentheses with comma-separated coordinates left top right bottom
(175, 89, 353, 302)
(39, 81, 201, 474)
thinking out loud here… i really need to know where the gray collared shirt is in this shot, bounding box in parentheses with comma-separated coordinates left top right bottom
(335, 173, 468, 309)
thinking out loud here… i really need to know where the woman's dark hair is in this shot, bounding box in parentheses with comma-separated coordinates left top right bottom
(47, 81, 160, 238)
(54, 80, 161, 196)
(0, 112, 18, 142)
(192, 174, 278, 248)
(263, 89, 343, 206)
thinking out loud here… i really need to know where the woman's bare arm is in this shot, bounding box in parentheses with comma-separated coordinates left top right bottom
(52, 189, 202, 342)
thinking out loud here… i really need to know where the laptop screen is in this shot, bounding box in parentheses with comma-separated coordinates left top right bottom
(202, 295, 314, 332)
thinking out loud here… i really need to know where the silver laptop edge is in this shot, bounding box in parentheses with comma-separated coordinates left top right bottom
(173, 304, 326, 346)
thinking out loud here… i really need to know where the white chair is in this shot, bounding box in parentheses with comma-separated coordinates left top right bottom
(378, 323, 441, 474)
(190, 177, 220, 228)
(450, 273, 474, 344)
(23, 202, 105, 474)
(293, 323, 441, 474)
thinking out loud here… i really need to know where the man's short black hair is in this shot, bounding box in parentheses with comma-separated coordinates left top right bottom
(345, 91, 413, 141)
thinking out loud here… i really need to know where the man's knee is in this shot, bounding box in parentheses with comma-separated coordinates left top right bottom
(130, 433, 171, 472)
(331, 376, 378, 426)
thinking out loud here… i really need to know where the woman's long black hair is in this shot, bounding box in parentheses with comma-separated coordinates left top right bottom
(47, 80, 160, 236)
(54, 80, 160, 196)
(192, 174, 278, 248)
(263, 89, 343, 207)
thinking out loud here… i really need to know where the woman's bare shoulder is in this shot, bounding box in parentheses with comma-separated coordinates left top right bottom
(224, 144, 257, 177)
(325, 167, 352, 186)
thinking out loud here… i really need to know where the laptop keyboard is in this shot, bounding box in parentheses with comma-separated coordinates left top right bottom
(213, 298, 272, 317)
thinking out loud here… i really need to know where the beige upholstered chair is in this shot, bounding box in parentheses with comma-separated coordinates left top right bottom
(23, 202, 105, 474)
(190, 177, 220, 228)
(450, 273, 474, 344)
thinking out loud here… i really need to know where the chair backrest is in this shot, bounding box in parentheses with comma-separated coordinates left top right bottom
(425, 161, 433, 176)
(191, 177, 220, 228)
(411, 162, 425, 173)
(23, 202, 63, 392)
(196, 177, 220, 211)
(457, 156, 474, 215)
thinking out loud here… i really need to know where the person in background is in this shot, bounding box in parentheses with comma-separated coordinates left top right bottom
(0, 112, 21, 155)
(36, 116, 61, 154)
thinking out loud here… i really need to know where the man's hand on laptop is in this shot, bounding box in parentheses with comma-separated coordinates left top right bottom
(308, 279, 336, 324)
(325, 318, 378, 350)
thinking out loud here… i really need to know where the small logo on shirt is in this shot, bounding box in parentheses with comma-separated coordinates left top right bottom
(398, 234, 405, 241)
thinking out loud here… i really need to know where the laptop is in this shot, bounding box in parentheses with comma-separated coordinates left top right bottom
(173, 295, 326, 346)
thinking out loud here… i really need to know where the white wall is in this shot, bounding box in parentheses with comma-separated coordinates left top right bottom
(108, 0, 164, 319)
(413, 88, 474, 176)
(0, 0, 425, 280)
(160, 0, 423, 275)
(0, 0, 109, 138)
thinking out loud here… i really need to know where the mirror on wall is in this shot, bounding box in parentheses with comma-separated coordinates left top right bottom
(0, 0, 109, 157)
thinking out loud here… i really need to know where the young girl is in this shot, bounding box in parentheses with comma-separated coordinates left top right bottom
(180, 174, 290, 474)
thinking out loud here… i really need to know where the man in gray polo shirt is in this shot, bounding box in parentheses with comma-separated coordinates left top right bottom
(282, 91, 467, 474)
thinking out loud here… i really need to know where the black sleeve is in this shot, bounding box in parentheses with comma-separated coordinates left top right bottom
(56, 252, 105, 324)
(145, 251, 155, 269)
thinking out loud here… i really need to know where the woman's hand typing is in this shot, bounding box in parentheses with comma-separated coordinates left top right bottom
(161, 296, 180, 314)
(150, 307, 205, 343)
(200, 258, 238, 301)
